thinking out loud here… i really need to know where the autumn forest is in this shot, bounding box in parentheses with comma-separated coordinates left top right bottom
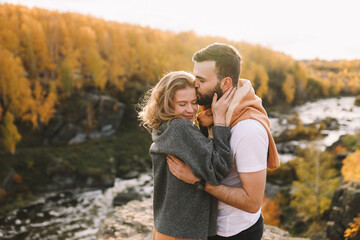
(1, 4, 360, 153)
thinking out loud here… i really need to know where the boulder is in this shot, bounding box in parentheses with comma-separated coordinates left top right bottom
(112, 191, 142, 206)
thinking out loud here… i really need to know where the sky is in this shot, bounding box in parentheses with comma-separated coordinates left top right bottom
(1, 0, 360, 60)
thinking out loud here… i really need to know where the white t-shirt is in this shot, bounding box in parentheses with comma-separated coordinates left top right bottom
(216, 119, 268, 237)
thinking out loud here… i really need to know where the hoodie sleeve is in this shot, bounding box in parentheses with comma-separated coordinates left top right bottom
(151, 118, 233, 185)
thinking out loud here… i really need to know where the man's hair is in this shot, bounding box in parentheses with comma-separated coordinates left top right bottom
(192, 43, 242, 86)
(137, 71, 195, 130)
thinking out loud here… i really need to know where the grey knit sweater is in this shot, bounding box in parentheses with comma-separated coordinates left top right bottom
(150, 118, 233, 239)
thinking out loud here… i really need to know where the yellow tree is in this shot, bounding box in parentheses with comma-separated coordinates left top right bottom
(95, 23, 126, 91)
(0, 4, 21, 56)
(58, 58, 75, 96)
(282, 73, 296, 104)
(26, 81, 57, 128)
(293, 62, 308, 102)
(41, 12, 62, 80)
(0, 46, 32, 120)
(20, 14, 50, 80)
(242, 61, 269, 99)
(0, 111, 21, 154)
(341, 150, 360, 181)
(87, 48, 108, 91)
(291, 148, 339, 220)
(57, 14, 81, 93)
(77, 26, 108, 91)
(0, 29, 20, 55)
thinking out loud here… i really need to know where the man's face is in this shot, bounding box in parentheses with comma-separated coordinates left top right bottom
(193, 61, 222, 106)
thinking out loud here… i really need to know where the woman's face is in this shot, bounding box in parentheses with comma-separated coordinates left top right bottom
(173, 87, 198, 122)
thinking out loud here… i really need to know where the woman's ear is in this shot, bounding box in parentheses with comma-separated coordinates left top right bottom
(221, 77, 233, 92)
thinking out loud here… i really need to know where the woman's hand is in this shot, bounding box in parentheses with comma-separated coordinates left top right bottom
(166, 155, 200, 184)
(212, 87, 236, 126)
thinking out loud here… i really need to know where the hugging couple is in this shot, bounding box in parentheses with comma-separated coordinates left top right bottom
(138, 43, 279, 240)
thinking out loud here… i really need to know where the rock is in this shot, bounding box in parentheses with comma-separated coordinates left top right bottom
(326, 181, 360, 240)
(97, 199, 153, 240)
(51, 123, 79, 145)
(327, 133, 360, 153)
(112, 191, 142, 206)
(121, 171, 140, 180)
(44, 157, 76, 190)
(355, 95, 360, 106)
(276, 142, 298, 155)
(97, 199, 310, 240)
(43, 156, 115, 191)
(262, 225, 309, 240)
(45, 93, 125, 146)
(265, 183, 281, 198)
(0, 168, 15, 190)
(320, 117, 339, 130)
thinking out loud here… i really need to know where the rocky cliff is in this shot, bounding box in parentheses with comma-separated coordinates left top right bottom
(326, 181, 360, 240)
(97, 198, 310, 240)
(44, 93, 126, 146)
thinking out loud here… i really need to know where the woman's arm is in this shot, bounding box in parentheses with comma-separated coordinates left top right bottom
(155, 120, 232, 185)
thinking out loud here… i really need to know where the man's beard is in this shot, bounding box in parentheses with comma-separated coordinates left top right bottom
(196, 82, 222, 106)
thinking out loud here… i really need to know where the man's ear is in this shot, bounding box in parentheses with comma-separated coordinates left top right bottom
(221, 77, 233, 92)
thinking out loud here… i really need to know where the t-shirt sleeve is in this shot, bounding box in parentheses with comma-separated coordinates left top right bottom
(231, 119, 268, 173)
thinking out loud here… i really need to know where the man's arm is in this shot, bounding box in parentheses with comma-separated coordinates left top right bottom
(204, 170, 266, 213)
(167, 155, 266, 213)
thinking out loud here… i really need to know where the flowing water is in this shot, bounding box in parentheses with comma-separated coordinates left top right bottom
(0, 96, 359, 239)
(270, 96, 360, 162)
(0, 174, 153, 240)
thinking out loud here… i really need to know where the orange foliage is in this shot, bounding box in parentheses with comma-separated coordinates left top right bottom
(341, 150, 360, 181)
(344, 214, 360, 239)
(262, 197, 281, 226)
(0, 188, 6, 200)
(13, 173, 23, 184)
(334, 145, 347, 154)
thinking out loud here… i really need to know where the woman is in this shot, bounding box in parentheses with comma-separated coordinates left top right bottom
(138, 71, 235, 240)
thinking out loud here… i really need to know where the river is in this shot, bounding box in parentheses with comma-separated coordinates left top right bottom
(0, 96, 359, 239)
(271, 96, 360, 162)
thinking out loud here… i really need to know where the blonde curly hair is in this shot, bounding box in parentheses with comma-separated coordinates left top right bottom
(138, 71, 195, 130)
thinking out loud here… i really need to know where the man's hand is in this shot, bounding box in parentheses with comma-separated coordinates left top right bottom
(167, 155, 200, 184)
(212, 86, 235, 126)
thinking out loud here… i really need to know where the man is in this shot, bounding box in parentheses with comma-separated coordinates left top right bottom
(167, 43, 279, 239)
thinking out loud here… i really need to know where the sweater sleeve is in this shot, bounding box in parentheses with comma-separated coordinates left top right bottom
(152, 119, 233, 185)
